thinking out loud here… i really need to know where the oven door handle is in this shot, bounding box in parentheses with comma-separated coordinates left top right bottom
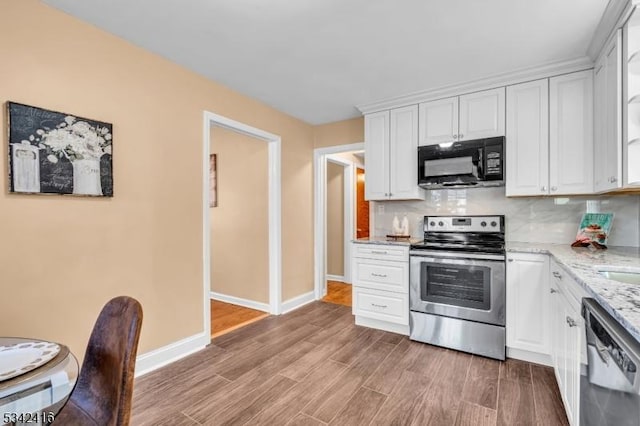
(409, 250, 505, 262)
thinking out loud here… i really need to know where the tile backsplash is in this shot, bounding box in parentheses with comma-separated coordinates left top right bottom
(372, 187, 640, 247)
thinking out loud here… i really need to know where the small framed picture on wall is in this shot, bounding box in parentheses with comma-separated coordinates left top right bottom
(209, 153, 217, 207)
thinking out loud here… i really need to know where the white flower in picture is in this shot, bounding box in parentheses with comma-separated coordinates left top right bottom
(38, 116, 112, 163)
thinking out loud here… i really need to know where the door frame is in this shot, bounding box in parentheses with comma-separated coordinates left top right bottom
(202, 111, 282, 339)
(313, 142, 364, 300)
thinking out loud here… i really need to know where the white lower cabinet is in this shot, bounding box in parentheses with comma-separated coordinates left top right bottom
(550, 259, 587, 426)
(506, 253, 551, 364)
(351, 242, 409, 335)
(507, 254, 588, 426)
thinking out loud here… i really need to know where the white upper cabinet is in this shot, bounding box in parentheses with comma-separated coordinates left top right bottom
(549, 70, 594, 195)
(624, 10, 640, 186)
(506, 79, 549, 197)
(418, 97, 458, 145)
(458, 88, 506, 141)
(364, 106, 424, 201)
(594, 30, 623, 193)
(418, 88, 505, 146)
(389, 105, 422, 199)
(364, 111, 389, 200)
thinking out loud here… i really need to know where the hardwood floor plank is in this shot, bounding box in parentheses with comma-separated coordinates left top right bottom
(131, 303, 567, 426)
(497, 379, 536, 426)
(216, 324, 319, 380)
(280, 325, 364, 381)
(183, 339, 317, 423)
(286, 413, 326, 426)
(329, 327, 385, 365)
(409, 350, 472, 425)
(461, 355, 501, 410)
(202, 374, 297, 426)
(250, 360, 347, 426)
(531, 365, 569, 426)
(454, 401, 498, 426)
(330, 386, 387, 426)
(132, 372, 230, 426)
(369, 370, 433, 426)
(322, 281, 352, 307)
(303, 341, 396, 423)
(500, 358, 532, 383)
(364, 338, 415, 395)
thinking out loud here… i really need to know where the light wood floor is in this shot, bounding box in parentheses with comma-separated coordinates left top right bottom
(321, 281, 352, 307)
(211, 300, 270, 339)
(132, 302, 567, 426)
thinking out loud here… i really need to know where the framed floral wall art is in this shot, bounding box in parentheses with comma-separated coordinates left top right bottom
(7, 102, 113, 197)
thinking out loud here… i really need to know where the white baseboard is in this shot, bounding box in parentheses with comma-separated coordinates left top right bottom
(135, 332, 209, 377)
(507, 347, 552, 367)
(281, 291, 316, 314)
(326, 275, 346, 283)
(210, 291, 270, 313)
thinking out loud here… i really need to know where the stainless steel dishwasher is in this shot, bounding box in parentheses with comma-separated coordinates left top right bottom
(581, 298, 640, 425)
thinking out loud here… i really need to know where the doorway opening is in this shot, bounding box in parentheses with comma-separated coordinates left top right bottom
(202, 112, 282, 340)
(313, 143, 366, 307)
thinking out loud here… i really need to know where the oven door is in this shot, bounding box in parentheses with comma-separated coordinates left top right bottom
(409, 251, 505, 326)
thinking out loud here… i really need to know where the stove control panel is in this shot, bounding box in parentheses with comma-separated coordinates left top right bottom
(424, 216, 504, 233)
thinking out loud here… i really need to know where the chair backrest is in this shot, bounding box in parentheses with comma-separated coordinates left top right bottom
(62, 296, 143, 425)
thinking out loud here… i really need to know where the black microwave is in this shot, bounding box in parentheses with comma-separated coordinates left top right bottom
(417, 136, 505, 189)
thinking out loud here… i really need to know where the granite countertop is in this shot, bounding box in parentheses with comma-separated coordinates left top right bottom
(352, 236, 422, 246)
(507, 242, 640, 341)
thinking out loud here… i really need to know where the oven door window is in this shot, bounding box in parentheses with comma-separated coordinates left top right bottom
(421, 262, 491, 310)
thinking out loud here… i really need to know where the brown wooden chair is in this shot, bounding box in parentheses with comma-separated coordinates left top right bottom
(53, 296, 143, 426)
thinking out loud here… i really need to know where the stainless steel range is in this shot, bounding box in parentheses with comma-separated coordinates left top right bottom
(409, 215, 506, 360)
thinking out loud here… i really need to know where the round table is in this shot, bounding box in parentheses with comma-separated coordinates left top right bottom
(0, 338, 78, 425)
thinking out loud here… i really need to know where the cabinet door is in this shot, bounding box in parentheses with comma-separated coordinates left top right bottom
(506, 80, 549, 196)
(550, 70, 594, 195)
(459, 88, 506, 141)
(594, 56, 608, 191)
(364, 111, 389, 200)
(506, 254, 551, 355)
(389, 105, 424, 200)
(595, 31, 622, 192)
(418, 97, 458, 146)
(605, 31, 623, 190)
(563, 297, 583, 426)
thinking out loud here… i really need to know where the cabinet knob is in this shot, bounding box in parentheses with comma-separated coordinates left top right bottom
(566, 316, 577, 327)
(550, 288, 558, 294)
(611, 177, 618, 183)
(551, 186, 557, 191)
(459, 133, 464, 139)
(384, 193, 388, 196)
(508, 259, 514, 262)
(541, 186, 547, 192)
(453, 134, 458, 139)
(553, 271, 562, 280)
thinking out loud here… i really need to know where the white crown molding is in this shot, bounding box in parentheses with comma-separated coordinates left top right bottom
(587, 0, 635, 60)
(135, 332, 208, 377)
(356, 56, 594, 115)
(210, 291, 271, 313)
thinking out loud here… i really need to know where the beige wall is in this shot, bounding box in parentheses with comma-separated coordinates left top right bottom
(326, 162, 344, 277)
(210, 128, 269, 303)
(0, 0, 314, 359)
(313, 117, 364, 148)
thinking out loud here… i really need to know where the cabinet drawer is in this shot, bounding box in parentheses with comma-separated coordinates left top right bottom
(353, 243, 409, 262)
(353, 259, 408, 293)
(353, 287, 408, 325)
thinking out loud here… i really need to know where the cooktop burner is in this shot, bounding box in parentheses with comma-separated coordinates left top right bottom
(411, 215, 505, 254)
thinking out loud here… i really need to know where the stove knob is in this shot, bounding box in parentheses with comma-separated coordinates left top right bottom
(429, 221, 436, 227)
(438, 221, 444, 227)
(491, 221, 497, 227)
(480, 221, 487, 227)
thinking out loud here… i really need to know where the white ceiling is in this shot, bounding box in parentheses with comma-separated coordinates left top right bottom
(43, 0, 608, 125)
